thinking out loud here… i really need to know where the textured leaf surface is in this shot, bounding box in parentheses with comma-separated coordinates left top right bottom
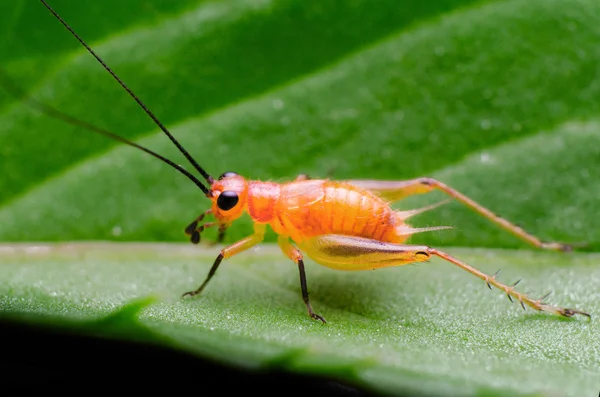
(1, 244, 599, 396)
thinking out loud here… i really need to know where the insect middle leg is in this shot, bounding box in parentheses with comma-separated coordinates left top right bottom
(278, 235, 326, 323)
(216, 224, 227, 243)
(298, 234, 589, 318)
(182, 223, 266, 297)
(348, 178, 575, 251)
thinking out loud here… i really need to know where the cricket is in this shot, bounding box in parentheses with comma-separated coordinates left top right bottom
(15, 0, 590, 323)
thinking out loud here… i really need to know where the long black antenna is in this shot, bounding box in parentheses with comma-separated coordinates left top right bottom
(39, 0, 215, 187)
(0, 69, 210, 195)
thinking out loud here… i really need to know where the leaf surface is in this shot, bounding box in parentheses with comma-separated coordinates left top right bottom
(1, 244, 598, 396)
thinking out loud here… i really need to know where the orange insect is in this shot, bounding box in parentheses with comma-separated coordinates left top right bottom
(28, 0, 589, 323)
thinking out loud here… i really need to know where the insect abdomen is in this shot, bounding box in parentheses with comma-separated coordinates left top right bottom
(275, 181, 399, 243)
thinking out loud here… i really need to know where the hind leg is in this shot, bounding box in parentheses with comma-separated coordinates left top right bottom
(298, 234, 589, 318)
(347, 178, 578, 252)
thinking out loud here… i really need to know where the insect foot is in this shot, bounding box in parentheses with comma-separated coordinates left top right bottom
(559, 308, 591, 318)
(540, 241, 588, 252)
(534, 293, 591, 319)
(309, 312, 327, 324)
(181, 289, 203, 298)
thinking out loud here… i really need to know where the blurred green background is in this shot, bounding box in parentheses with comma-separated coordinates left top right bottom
(1, 0, 598, 250)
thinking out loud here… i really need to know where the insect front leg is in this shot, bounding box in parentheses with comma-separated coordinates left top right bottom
(184, 211, 228, 245)
(348, 178, 578, 252)
(184, 209, 213, 244)
(277, 236, 326, 323)
(298, 234, 590, 318)
(182, 223, 266, 297)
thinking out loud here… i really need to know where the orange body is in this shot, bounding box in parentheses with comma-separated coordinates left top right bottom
(212, 177, 407, 245)
(257, 180, 404, 244)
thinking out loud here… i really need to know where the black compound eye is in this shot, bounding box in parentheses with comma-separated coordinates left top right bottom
(218, 171, 238, 180)
(217, 191, 239, 211)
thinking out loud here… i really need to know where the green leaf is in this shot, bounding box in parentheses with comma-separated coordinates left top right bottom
(1, 244, 598, 396)
(1, 0, 599, 395)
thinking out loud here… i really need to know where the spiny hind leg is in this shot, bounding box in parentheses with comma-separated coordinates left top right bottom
(299, 234, 590, 318)
(278, 236, 326, 323)
(347, 178, 578, 252)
